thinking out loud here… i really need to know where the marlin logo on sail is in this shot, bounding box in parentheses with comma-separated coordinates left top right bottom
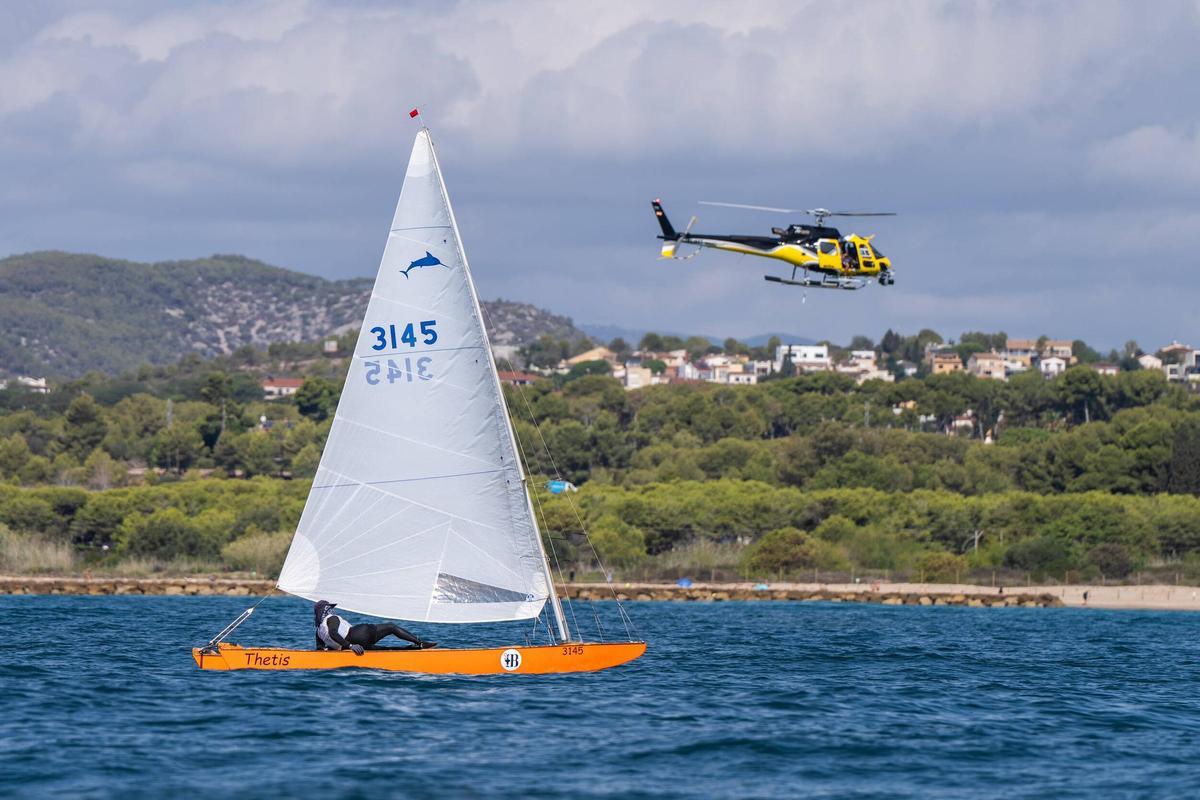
(402, 251, 447, 279)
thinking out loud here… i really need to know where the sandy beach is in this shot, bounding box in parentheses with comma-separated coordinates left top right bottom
(4, 575, 1200, 610)
(638, 581, 1200, 611)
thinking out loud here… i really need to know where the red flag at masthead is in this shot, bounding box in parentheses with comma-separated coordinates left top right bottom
(409, 108, 420, 119)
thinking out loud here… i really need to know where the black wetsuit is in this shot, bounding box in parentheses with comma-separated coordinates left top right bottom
(313, 600, 434, 654)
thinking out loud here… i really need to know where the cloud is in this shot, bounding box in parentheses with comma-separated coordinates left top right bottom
(2, 1, 1200, 352)
(1, 0, 1173, 163)
(1089, 125, 1200, 188)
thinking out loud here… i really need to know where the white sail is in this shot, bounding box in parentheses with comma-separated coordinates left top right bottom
(278, 130, 552, 624)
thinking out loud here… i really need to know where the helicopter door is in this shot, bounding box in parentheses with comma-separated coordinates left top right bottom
(857, 243, 874, 271)
(816, 239, 841, 270)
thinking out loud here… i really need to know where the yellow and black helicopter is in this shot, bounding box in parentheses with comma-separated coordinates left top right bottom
(652, 200, 896, 290)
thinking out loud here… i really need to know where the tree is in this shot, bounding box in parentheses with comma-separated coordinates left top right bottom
(119, 507, 218, 560)
(198, 371, 234, 404)
(960, 331, 1007, 352)
(83, 449, 124, 490)
(642, 359, 667, 375)
(0, 433, 32, 478)
(723, 337, 750, 355)
(1086, 543, 1132, 578)
(62, 393, 107, 460)
(589, 514, 647, 567)
(740, 527, 820, 577)
(236, 432, 281, 478)
(848, 335, 875, 352)
(918, 551, 967, 581)
(563, 360, 611, 383)
(522, 335, 570, 368)
(291, 441, 322, 477)
(152, 424, 204, 474)
(1168, 419, 1200, 495)
(0, 495, 57, 535)
(684, 336, 712, 361)
(639, 332, 665, 352)
(1072, 339, 1102, 364)
(608, 337, 631, 358)
(295, 377, 339, 421)
(1003, 536, 1077, 578)
(1056, 366, 1105, 425)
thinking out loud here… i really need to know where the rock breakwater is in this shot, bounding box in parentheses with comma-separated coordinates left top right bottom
(0, 576, 1062, 608)
(564, 583, 1062, 608)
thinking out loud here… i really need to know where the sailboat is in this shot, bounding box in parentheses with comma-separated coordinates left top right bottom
(193, 127, 645, 674)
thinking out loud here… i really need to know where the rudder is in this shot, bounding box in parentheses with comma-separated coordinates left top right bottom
(651, 199, 678, 240)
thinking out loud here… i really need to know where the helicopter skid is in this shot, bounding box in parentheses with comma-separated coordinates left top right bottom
(765, 275, 867, 291)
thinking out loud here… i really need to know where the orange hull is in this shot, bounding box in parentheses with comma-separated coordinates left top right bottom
(193, 641, 646, 674)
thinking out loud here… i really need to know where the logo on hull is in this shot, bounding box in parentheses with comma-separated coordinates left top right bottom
(402, 251, 447, 279)
(500, 648, 522, 671)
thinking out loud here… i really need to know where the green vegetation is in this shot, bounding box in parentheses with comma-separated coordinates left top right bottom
(2, 328, 1200, 583)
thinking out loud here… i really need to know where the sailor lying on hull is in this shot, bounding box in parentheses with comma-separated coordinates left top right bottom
(313, 600, 437, 654)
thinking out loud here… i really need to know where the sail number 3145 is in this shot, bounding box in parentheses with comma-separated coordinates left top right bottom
(369, 320, 437, 350)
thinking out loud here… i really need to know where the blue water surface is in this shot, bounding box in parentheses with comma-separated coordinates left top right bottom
(2, 596, 1199, 799)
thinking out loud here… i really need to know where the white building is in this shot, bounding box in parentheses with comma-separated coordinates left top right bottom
(1138, 353, 1163, 370)
(1040, 356, 1067, 378)
(262, 377, 304, 399)
(7, 376, 50, 394)
(775, 344, 831, 374)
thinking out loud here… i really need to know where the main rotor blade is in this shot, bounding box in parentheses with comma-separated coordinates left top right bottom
(825, 211, 898, 217)
(698, 201, 798, 214)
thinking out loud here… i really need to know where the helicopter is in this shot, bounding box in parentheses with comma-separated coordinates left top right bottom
(652, 200, 896, 290)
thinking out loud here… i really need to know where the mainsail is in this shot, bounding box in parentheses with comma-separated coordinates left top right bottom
(279, 130, 555, 626)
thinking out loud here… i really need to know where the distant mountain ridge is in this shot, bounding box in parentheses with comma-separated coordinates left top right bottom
(579, 322, 815, 348)
(0, 252, 589, 378)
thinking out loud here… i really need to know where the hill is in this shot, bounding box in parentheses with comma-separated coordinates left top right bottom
(0, 252, 589, 378)
(579, 322, 815, 348)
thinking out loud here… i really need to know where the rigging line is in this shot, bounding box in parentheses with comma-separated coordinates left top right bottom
(202, 587, 276, 651)
(475, 301, 575, 641)
(491, 347, 636, 641)
(589, 600, 606, 643)
(523, 464, 582, 641)
(489, 374, 631, 641)
(478, 303, 583, 641)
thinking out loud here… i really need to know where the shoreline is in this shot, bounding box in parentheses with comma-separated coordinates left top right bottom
(4, 575, 1198, 610)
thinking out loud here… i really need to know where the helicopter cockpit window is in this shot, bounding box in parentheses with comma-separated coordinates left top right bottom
(818, 240, 838, 255)
(870, 244, 885, 258)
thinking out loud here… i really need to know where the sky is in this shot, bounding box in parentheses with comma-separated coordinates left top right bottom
(2, 0, 1199, 350)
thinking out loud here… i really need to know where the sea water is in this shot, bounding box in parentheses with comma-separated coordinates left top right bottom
(2, 595, 1198, 798)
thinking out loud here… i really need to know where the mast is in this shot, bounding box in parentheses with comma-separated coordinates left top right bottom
(424, 129, 571, 643)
